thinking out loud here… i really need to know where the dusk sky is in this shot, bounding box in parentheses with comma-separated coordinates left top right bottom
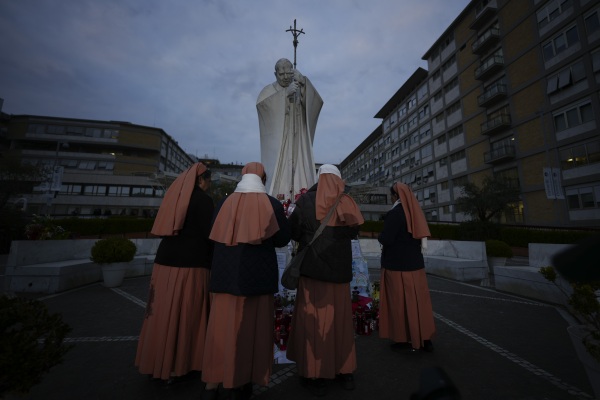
(0, 0, 471, 166)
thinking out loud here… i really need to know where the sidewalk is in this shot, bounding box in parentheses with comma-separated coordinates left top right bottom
(10, 273, 594, 400)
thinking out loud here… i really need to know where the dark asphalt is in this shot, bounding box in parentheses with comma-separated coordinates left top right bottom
(9, 273, 596, 400)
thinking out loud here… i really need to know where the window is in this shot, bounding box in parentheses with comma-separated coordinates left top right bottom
(59, 184, 82, 195)
(449, 150, 466, 163)
(585, 8, 600, 35)
(547, 59, 586, 94)
(411, 132, 419, 145)
(103, 129, 119, 139)
(443, 78, 458, 92)
(402, 138, 409, 150)
(83, 185, 107, 196)
(567, 190, 580, 209)
(553, 101, 593, 131)
(441, 55, 456, 72)
(483, 76, 507, 97)
(418, 83, 428, 99)
(448, 125, 464, 139)
(60, 159, 79, 168)
(27, 124, 46, 134)
(85, 128, 102, 138)
(543, 25, 579, 61)
(398, 106, 407, 118)
(408, 114, 418, 129)
(440, 32, 454, 50)
(132, 187, 154, 197)
(97, 161, 115, 170)
(108, 186, 130, 196)
(435, 113, 444, 123)
(66, 126, 84, 135)
(496, 167, 520, 189)
(434, 91, 443, 102)
(47, 125, 66, 134)
(446, 101, 461, 116)
(408, 97, 417, 110)
(399, 122, 408, 136)
(437, 135, 447, 144)
(537, 0, 573, 29)
(418, 105, 429, 119)
(566, 185, 600, 209)
(421, 144, 433, 158)
(453, 175, 468, 186)
(560, 140, 600, 169)
(488, 105, 511, 121)
(78, 161, 97, 170)
(593, 49, 600, 72)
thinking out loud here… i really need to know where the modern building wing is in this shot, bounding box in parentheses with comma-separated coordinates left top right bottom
(340, 0, 600, 227)
(1, 114, 195, 217)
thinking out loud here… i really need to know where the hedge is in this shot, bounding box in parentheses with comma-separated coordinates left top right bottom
(9, 215, 596, 248)
(54, 217, 154, 237)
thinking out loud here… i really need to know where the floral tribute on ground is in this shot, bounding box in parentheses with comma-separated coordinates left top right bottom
(273, 281, 381, 351)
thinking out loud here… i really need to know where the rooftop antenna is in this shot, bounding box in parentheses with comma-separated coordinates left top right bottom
(286, 19, 304, 69)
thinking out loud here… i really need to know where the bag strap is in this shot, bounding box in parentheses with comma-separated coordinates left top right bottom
(307, 194, 343, 247)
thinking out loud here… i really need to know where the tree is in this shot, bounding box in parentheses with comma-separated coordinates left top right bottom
(208, 179, 237, 205)
(456, 175, 520, 222)
(0, 157, 45, 210)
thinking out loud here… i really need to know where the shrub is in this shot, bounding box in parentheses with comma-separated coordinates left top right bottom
(361, 220, 384, 233)
(0, 295, 73, 396)
(540, 266, 600, 363)
(457, 221, 502, 241)
(56, 217, 154, 237)
(485, 239, 513, 258)
(90, 237, 137, 264)
(24, 215, 71, 240)
(428, 223, 460, 240)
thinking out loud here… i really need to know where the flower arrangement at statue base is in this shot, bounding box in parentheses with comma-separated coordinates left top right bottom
(273, 282, 381, 349)
(274, 291, 295, 351)
(352, 281, 380, 336)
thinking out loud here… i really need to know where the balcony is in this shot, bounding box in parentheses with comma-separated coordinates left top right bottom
(481, 114, 511, 136)
(475, 55, 504, 80)
(470, 0, 498, 30)
(472, 27, 500, 54)
(484, 144, 516, 164)
(478, 83, 507, 107)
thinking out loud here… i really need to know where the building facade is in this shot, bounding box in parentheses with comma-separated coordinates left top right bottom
(340, 0, 600, 227)
(1, 114, 195, 217)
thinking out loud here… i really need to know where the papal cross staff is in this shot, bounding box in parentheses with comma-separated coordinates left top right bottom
(286, 19, 304, 69)
(285, 19, 304, 201)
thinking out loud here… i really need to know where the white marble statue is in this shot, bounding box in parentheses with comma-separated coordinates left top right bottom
(257, 58, 323, 201)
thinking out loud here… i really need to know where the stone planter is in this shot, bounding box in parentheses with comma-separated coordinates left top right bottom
(487, 256, 507, 267)
(567, 324, 600, 399)
(100, 262, 129, 288)
(482, 257, 506, 287)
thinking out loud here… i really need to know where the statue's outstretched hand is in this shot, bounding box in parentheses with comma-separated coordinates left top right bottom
(294, 70, 305, 85)
(286, 81, 299, 97)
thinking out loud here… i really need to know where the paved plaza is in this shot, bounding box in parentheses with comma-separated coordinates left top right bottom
(6, 270, 595, 400)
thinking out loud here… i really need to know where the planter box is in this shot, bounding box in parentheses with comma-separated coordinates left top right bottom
(5, 239, 160, 294)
